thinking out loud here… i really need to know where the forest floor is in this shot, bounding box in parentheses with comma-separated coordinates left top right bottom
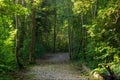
(22, 53, 90, 80)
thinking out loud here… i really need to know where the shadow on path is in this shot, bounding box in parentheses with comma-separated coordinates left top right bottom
(37, 53, 70, 63)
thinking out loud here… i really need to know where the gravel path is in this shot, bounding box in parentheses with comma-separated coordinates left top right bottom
(23, 53, 89, 80)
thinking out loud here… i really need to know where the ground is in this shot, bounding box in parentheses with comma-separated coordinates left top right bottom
(23, 53, 90, 80)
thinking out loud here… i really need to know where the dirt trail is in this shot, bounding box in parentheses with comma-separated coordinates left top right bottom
(23, 53, 89, 80)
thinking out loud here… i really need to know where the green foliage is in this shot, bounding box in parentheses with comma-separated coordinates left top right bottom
(0, 15, 17, 74)
(35, 43, 46, 59)
(86, 0, 120, 63)
(35, 0, 70, 53)
(71, 0, 120, 78)
(0, 75, 13, 80)
(0, 29, 18, 80)
(92, 67, 109, 75)
(20, 39, 31, 65)
(111, 63, 120, 77)
(0, 0, 120, 79)
(73, 0, 93, 15)
(56, 34, 68, 52)
(0, 0, 31, 79)
(0, 1, 29, 16)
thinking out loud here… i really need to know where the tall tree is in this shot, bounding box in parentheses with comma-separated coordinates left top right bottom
(67, 0, 72, 59)
(13, 0, 24, 69)
(53, 0, 57, 53)
(29, 0, 36, 63)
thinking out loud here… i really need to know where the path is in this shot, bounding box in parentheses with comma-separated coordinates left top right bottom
(23, 53, 89, 80)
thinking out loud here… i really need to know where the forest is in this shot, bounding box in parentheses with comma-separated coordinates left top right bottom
(0, 0, 120, 80)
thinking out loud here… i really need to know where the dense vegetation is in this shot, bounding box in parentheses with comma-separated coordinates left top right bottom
(0, 0, 120, 80)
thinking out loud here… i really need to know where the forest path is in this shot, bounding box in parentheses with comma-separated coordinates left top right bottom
(23, 53, 89, 80)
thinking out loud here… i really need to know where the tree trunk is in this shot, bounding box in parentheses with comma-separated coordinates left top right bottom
(17, 0, 27, 69)
(95, 0, 98, 16)
(13, 0, 24, 70)
(29, 0, 36, 63)
(15, 15, 24, 69)
(67, 1, 72, 59)
(53, 0, 57, 53)
(68, 19, 71, 59)
(19, 0, 26, 49)
(81, 14, 86, 60)
(91, 0, 98, 19)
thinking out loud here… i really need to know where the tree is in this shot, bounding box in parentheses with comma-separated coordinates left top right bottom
(29, 0, 36, 63)
(53, 0, 57, 53)
(67, 0, 72, 59)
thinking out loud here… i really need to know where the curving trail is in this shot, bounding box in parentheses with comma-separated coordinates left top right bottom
(23, 53, 89, 80)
